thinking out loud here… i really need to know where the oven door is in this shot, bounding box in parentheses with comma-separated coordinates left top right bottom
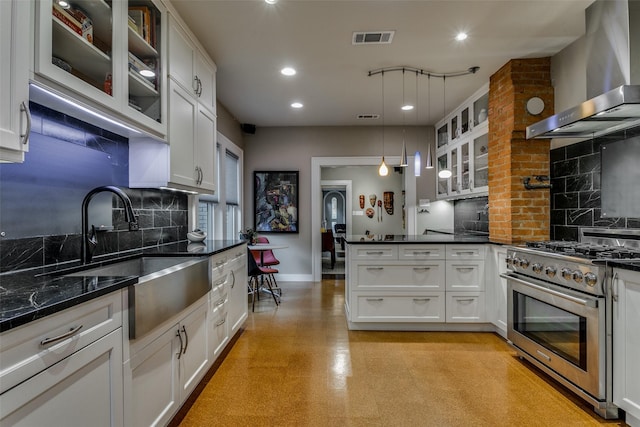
(503, 273, 606, 399)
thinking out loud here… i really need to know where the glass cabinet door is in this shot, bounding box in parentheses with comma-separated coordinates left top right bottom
(437, 124, 448, 149)
(461, 141, 470, 192)
(473, 92, 489, 127)
(42, 0, 117, 106)
(473, 133, 489, 189)
(450, 116, 458, 140)
(437, 153, 449, 197)
(451, 147, 458, 193)
(127, 1, 162, 125)
(461, 106, 470, 135)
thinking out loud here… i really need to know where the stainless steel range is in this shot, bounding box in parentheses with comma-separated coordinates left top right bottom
(502, 228, 640, 419)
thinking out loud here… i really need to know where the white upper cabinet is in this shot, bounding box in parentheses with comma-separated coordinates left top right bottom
(435, 83, 489, 200)
(33, 0, 167, 138)
(168, 15, 216, 114)
(0, 0, 31, 162)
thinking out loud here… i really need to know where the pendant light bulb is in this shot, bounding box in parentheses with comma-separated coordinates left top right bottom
(400, 140, 408, 167)
(379, 157, 389, 176)
(414, 151, 421, 177)
(425, 143, 434, 169)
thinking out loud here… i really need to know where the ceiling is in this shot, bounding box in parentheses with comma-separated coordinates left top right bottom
(170, 0, 595, 128)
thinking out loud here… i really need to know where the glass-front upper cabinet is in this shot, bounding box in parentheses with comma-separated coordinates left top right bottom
(437, 123, 448, 149)
(473, 91, 489, 127)
(460, 141, 470, 192)
(36, 0, 119, 111)
(437, 153, 449, 197)
(473, 133, 489, 190)
(127, 1, 164, 132)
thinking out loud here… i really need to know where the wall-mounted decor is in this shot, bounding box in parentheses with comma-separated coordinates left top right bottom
(369, 194, 377, 207)
(254, 171, 299, 233)
(359, 194, 365, 209)
(383, 191, 394, 215)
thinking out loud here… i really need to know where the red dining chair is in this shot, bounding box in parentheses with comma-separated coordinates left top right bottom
(254, 236, 280, 266)
(247, 248, 280, 311)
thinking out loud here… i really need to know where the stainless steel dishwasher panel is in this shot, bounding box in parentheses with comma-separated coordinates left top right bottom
(128, 257, 211, 339)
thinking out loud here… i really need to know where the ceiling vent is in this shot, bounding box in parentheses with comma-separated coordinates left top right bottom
(352, 31, 394, 45)
(357, 114, 380, 120)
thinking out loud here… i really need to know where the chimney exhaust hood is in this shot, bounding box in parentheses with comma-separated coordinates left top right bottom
(527, 0, 640, 140)
(526, 85, 640, 139)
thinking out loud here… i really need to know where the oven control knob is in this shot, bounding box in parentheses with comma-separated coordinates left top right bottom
(561, 268, 573, 280)
(512, 257, 520, 268)
(545, 266, 556, 278)
(519, 258, 530, 269)
(532, 263, 543, 274)
(506, 256, 513, 266)
(584, 272, 598, 287)
(572, 271, 584, 283)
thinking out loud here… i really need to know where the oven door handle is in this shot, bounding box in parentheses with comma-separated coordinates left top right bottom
(500, 273, 598, 308)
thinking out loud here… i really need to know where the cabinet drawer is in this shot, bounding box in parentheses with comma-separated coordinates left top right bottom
(446, 292, 485, 323)
(354, 262, 445, 291)
(445, 244, 486, 260)
(354, 293, 445, 322)
(398, 245, 445, 260)
(210, 307, 229, 357)
(210, 283, 229, 312)
(349, 245, 398, 260)
(445, 260, 485, 291)
(0, 291, 122, 394)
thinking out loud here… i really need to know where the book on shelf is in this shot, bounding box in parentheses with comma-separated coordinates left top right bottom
(52, 3, 82, 37)
(127, 15, 139, 34)
(128, 6, 155, 46)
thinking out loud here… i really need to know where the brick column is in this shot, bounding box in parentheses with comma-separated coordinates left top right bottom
(488, 58, 553, 244)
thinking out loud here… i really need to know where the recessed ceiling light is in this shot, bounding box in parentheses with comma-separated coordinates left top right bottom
(401, 104, 414, 111)
(57, 0, 71, 9)
(265, 0, 277, 4)
(291, 102, 303, 109)
(455, 32, 468, 41)
(139, 69, 155, 78)
(281, 67, 296, 76)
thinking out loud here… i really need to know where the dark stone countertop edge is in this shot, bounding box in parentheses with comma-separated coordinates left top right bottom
(344, 234, 492, 244)
(0, 240, 247, 333)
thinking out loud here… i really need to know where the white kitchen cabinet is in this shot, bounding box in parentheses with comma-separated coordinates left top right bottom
(346, 243, 490, 329)
(486, 245, 508, 337)
(129, 295, 209, 427)
(0, 0, 31, 162)
(612, 268, 640, 427)
(209, 258, 230, 359)
(0, 291, 123, 426)
(227, 246, 249, 335)
(168, 14, 216, 115)
(435, 83, 489, 200)
(33, 0, 167, 138)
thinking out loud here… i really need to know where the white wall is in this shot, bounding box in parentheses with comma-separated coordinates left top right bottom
(415, 200, 455, 233)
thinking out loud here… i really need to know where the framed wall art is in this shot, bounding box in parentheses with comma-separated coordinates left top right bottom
(254, 171, 299, 233)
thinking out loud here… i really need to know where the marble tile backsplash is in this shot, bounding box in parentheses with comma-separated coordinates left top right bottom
(550, 135, 640, 241)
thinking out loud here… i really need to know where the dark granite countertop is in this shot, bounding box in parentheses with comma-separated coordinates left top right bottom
(344, 234, 491, 244)
(0, 240, 246, 333)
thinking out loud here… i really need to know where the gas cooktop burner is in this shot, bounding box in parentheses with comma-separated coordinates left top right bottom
(525, 241, 640, 260)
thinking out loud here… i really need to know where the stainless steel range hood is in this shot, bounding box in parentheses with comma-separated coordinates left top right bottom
(527, 0, 640, 140)
(526, 85, 640, 139)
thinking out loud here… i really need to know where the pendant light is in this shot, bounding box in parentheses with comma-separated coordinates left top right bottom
(425, 74, 434, 169)
(379, 71, 389, 176)
(399, 69, 408, 167)
(438, 76, 451, 179)
(414, 70, 421, 176)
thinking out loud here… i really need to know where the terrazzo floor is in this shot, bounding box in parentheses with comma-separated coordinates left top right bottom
(176, 279, 626, 427)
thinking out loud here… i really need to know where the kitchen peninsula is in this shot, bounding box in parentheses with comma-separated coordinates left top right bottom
(344, 234, 494, 331)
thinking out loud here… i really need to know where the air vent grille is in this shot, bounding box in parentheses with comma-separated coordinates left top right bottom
(352, 31, 395, 45)
(357, 114, 380, 120)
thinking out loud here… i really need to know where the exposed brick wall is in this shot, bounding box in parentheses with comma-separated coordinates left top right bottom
(488, 58, 553, 244)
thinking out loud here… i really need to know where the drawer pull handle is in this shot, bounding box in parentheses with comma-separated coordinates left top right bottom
(366, 251, 384, 255)
(215, 317, 226, 327)
(413, 298, 431, 302)
(413, 267, 431, 271)
(366, 298, 384, 302)
(366, 267, 384, 271)
(456, 298, 475, 303)
(214, 277, 227, 286)
(181, 325, 188, 355)
(455, 251, 476, 255)
(230, 270, 236, 289)
(412, 251, 431, 255)
(455, 267, 474, 272)
(176, 328, 184, 359)
(215, 298, 226, 307)
(40, 324, 83, 346)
